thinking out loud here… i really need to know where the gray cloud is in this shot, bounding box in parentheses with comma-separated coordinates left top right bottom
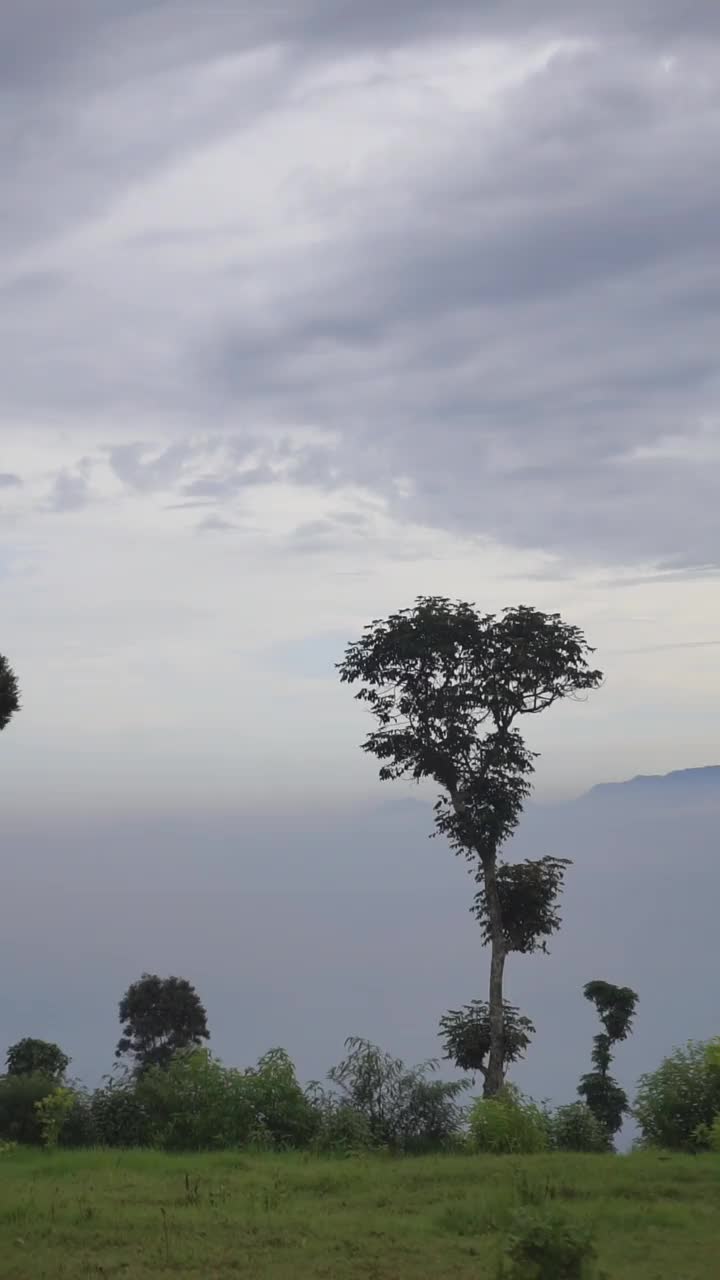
(46, 470, 91, 512)
(2, 2, 720, 567)
(0, 473, 23, 488)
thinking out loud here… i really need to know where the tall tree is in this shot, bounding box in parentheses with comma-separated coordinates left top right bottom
(578, 979, 638, 1142)
(6, 1038, 69, 1081)
(0, 653, 20, 732)
(116, 973, 210, 1075)
(339, 597, 602, 1095)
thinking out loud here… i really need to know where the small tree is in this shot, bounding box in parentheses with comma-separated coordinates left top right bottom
(578, 980, 638, 1142)
(116, 973, 210, 1075)
(0, 653, 20, 732)
(339, 598, 602, 1094)
(440, 1000, 534, 1082)
(6, 1038, 69, 1082)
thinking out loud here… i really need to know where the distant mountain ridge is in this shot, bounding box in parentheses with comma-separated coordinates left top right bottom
(583, 764, 720, 802)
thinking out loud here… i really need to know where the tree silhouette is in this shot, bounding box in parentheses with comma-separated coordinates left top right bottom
(0, 653, 20, 732)
(116, 974, 210, 1075)
(578, 979, 638, 1141)
(6, 1038, 69, 1081)
(339, 597, 602, 1094)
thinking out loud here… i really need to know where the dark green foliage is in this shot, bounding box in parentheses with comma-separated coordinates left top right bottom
(6, 1038, 70, 1081)
(548, 1103, 610, 1153)
(116, 973, 210, 1075)
(577, 1072, 628, 1139)
(327, 1037, 468, 1152)
(307, 1090, 375, 1153)
(237, 1049, 320, 1149)
(92, 1049, 319, 1152)
(582, 981, 638, 1044)
(578, 980, 638, 1141)
(474, 857, 571, 954)
(0, 653, 20, 732)
(439, 1001, 534, 1078)
(0, 1074, 58, 1144)
(338, 597, 602, 1094)
(90, 1077, 155, 1148)
(502, 1209, 598, 1279)
(634, 1040, 720, 1150)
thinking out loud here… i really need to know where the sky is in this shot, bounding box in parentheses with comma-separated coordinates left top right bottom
(1, 2, 719, 1099)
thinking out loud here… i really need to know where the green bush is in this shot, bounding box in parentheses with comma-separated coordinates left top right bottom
(91, 1077, 154, 1148)
(239, 1049, 320, 1149)
(134, 1051, 255, 1151)
(95, 1048, 319, 1152)
(549, 1103, 610, 1153)
(35, 1087, 76, 1149)
(634, 1040, 720, 1151)
(470, 1086, 549, 1155)
(327, 1038, 468, 1152)
(501, 1209, 598, 1279)
(0, 1074, 58, 1144)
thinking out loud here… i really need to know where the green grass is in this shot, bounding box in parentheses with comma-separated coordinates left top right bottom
(1, 1148, 719, 1278)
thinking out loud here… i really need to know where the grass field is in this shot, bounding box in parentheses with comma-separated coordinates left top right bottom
(1, 1148, 719, 1278)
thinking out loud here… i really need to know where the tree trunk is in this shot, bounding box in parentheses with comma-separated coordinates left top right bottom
(481, 852, 507, 1097)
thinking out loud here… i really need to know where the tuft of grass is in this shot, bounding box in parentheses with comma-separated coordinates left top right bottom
(0, 1148, 719, 1277)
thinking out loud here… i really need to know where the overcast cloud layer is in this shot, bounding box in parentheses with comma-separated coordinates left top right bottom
(2, 1, 719, 558)
(3, 1, 720, 796)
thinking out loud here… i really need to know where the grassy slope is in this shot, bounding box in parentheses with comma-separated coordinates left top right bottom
(1, 1149, 719, 1279)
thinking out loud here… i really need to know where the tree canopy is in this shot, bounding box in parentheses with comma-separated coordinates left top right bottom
(439, 1000, 535, 1079)
(116, 973, 210, 1075)
(6, 1038, 69, 1081)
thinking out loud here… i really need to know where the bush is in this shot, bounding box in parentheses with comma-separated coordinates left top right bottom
(634, 1039, 720, 1151)
(91, 1077, 154, 1148)
(327, 1037, 468, 1152)
(0, 1073, 58, 1144)
(501, 1209, 598, 1279)
(59, 1090, 97, 1148)
(93, 1048, 319, 1152)
(239, 1049, 320, 1149)
(35, 1087, 76, 1149)
(470, 1085, 549, 1155)
(134, 1051, 255, 1151)
(549, 1103, 610, 1153)
(308, 1090, 375, 1154)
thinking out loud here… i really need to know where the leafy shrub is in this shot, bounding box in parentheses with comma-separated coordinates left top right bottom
(327, 1037, 468, 1152)
(59, 1089, 97, 1148)
(91, 1077, 154, 1148)
(94, 1048, 319, 1152)
(470, 1085, 549, 1155)
(35, 1087, 76, 1149)
(0, 1073, 58, 1144)
(634, 1039, 720, 1150)
(549, 1103, 610, 1153)
(501, 1209, 598, 1279)
(134, 1050, 254, 1151)
(239, 1049, 319, 1149)
(308, 1089, 375, 1154)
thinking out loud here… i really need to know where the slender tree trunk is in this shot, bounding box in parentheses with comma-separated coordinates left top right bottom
(481, 851, 507, 1097)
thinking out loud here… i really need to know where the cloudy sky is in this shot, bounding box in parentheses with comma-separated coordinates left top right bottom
(1, 3, 719, 1093)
